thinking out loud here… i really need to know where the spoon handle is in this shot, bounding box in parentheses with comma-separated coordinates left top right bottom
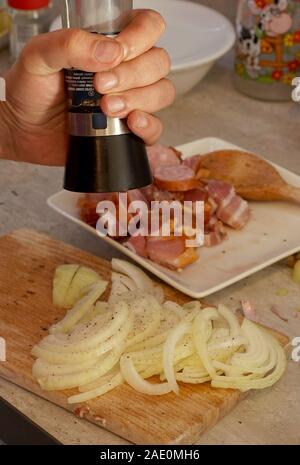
(280, 185, 300, 204)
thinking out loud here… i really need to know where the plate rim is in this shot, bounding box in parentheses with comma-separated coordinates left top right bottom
(47, 136, 300, 299)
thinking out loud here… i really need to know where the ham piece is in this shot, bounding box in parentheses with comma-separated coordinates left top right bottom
(154, 165, 198, 192)
(147, 145, 181, 174)
(182, 154, 203, 173)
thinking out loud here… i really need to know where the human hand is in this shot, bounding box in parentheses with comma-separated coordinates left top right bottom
(0, 9, 175, 166)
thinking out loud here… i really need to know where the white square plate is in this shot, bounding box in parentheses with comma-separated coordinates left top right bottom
(48, 137, 300, 299)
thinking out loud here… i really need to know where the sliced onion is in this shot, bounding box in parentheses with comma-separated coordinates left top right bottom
(109, 272, 137, 302)
(33, 314, 132, 364)
(176, 374, 210, 384)
(32, 261, 287, 402)
(124, 294, 161, 348)
(231, 319, 269, 370)
(193, 315, 216, 378)
(49, 281, 108, 334)
(120, 355, 171, 396)
(112, 259, 154, 293)
(211, 338, 286, 391)
(208, 335, 247, 352)
(78, 367, 120, 393)
(32, 355, 104, 378)
(153, 285, 165, 305)
(218, 304, 241, 337)
(128, 306, 182, 352)
(79, 302, 109, 325)
(38, 349, 122, 391)
(183, 301, 201, 312)
(42, 301, 129, 352)
(32, 343, 108, 365)
(163, 301, 186, 319)
(163, 320, 192, 395)
(68, 372, 124, 404)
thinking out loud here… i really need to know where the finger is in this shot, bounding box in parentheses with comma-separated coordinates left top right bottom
(94, 47, 171, 94)
(100, 79, 176, 118)
(19, 29, 125, 76)
(116, 9, 166, 62)
(127, 111, 163, 146)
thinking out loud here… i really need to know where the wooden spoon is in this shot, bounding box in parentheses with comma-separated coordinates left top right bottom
(196, 150, 300, 204)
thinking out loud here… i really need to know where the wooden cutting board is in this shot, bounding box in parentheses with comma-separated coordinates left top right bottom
(0, 229, 289, 445)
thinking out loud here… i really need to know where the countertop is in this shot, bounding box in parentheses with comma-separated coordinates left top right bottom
(0, 47, 299, 445)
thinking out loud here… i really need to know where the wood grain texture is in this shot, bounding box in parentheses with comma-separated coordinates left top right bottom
(0, 229, 289, 445)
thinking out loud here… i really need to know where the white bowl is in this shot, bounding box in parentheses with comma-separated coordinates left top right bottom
(51, 0, 235, 98)
(136, 0, 235, 97)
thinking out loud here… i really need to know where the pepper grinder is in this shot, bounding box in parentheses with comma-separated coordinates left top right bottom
(61, 0, 153, 193)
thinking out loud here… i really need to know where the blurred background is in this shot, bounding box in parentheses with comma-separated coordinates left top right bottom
(194, 0, 235, 23)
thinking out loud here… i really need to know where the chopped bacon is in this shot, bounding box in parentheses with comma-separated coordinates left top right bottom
(147, 236, 198, 270)
(142, 185, 183, 203)
(147, 236, 186, 261)
(78, 145, 250, 271)
(183, 189, 212, 226)
(170, 248, 199, 270)
(127, 189, 149, 205)
(183, 188, 208, 202)
(206, 180, 250, 230)
(204, 216, 227, 247)
(241, 300, 257, 321)
(206, 180, 234, 206)
(147, 144, 181, 174)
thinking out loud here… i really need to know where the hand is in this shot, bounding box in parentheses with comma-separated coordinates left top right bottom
(0, 9, 175, 166)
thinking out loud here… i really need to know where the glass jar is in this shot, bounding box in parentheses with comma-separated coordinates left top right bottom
(8, 0, 54, 62)
(234, 0, 300, 101)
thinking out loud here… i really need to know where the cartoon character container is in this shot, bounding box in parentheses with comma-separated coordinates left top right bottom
(235, 0, 300, 100)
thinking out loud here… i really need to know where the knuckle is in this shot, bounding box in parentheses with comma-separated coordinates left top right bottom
(63, 29, 88, 56)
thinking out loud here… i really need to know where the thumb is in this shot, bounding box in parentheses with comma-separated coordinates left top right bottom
(20, 29, 125, 76)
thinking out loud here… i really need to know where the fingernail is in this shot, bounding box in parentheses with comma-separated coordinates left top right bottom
(107, 96, 126, 113)
(97, 72, 118, 91)
(135, 115, 149, 129)
(95, 40, 122, 63)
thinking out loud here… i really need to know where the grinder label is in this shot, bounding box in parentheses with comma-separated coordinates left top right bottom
(65, 69, 101, 108)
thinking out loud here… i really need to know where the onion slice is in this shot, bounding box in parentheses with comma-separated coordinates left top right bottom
(49, 281, 108, 334)
(120, 355, 171, 396)
(68, 372, 124, 404)
(112, 259, 154, 293)
(193, 315, 216, 378)
(163, 320, 192, 395)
